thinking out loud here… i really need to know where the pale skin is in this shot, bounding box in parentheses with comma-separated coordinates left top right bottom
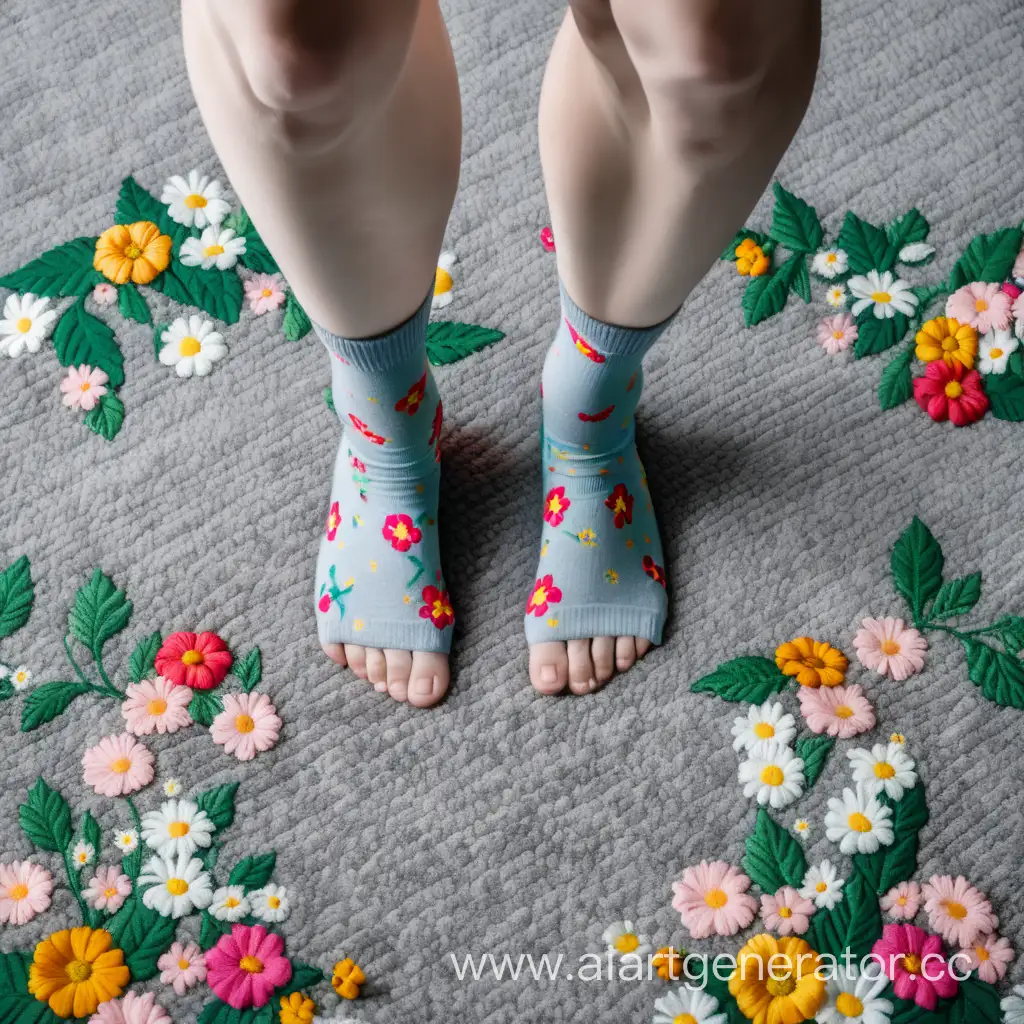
(181, 0, 819, 706)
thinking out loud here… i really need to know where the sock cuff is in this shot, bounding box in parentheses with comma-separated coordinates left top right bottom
(559, 282, 677, 357)
(313, 285, 433, 374)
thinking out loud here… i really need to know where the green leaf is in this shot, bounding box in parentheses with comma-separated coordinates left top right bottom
(805, 870, 882, 961)
(890, 517, 944, 622)
(128, 630, 163, 683)
(886, 209, 930, 249)
(946, 976, 1002, 1024)
(995, 615, 1024, 655)
(853, 311, 909, 359)
(20, 682, 94, 732)
(278, 961, 325, 996)
(879, 345, 915, 410)
(741, 254, 802, 327)
(115, 176, 187, 244)
(691, 656, 789, 703)
(701, 972, 746, 1024)
(70, 568, 132, 657)
(741, 809, 807, 893)
(720, 228, 773, 262)
(189, 689, 224, 726)
(426, 321, 504, 364)
(80, 810, 102, 854)
(19, 779, 73, 852)
(853, 785, 928, 893)
(282, 290, 312, 342)
(768, 183, 823, 253)
(0, 951, 33, 993)
(117, 281, 151, 324)
(232, 648, 262, 692)
(230, 209, 279, 275)
(198, 1002, 272, 1024)
(948, 227, 1023, 288)
(885, 988, 932, 1024)
(52, 298, 125, 388)
(930, 573, 982, 619)
(985, 371, 1024, 422)
(795, 735, 834, 788)
(838, 211, 897, 274)
(106, 897, 177, 981)
(152, 322, 169, 361)
(0, 237, 103, 298)
(790, 258, 811, 303)
(228, 852, 276, 889)
(199, 910, 232, 951)
(0, 680, 13, 701)
(0, 556, 34, 640)
(149, 261, 243, 325)
(323, 386, 335, 414)
(196, 782, 239, 832)
(83, 393, 126, 442)
(962, 637, 1024, 709)
(0, 950, 61, 1022)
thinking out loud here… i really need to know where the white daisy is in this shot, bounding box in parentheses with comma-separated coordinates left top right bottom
(812, 248, 849, 279)
(977, 328, 1018, 375)
(112, 829, 139, 854)
(738, 742, 805, 809)
(10, 665, 32, 691)
(825, 285, 847, 308)
(601, 920, 652, 960)
(800, 860, 845, 910)
(209, 885, 250, 922)
(161, 170, 231, 229)
(250, 883, 290, 923)
(847, 742, 917, 801)
(179, 226, 247, 271)
(432, 251, 457, 309)
(849, 270, 918, 320)
(139, 853, 213, 918)
(653, 986, 727, 1024)
(817, 968, 893, 1024)
(0, 293, 57, 357)
(163, 779, 183, 797)
(825, 785, 895, 855)
(71, 841, 95, 868)
(1002, 985, 1024, 1024)
(898, 242, 935, 266)
(159, 316, 227, 378)
(792, 818, 813, 842)
(730, 700, 797, 755)
(140, 799, 215, 859)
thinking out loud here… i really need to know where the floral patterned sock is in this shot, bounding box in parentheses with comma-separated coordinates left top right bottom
(312, 292, 453, 654)
(525, 285, 673, 646)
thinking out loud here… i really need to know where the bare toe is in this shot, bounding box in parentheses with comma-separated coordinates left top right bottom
(321, 643, 347, 668)
(635, 637, 653, 659)
(345, 644, 368, 679)
(365, 648, 387, 690)
(615, 636, 637, 673)
(383, 649, 412, 702)
(407, 652, 450, 708)
(529, 642, 569, 695)
(567, 638, 596, 695)
(591, 637, 615, 685)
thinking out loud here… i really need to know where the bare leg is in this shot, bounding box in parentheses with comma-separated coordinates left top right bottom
(530, 0, 820, 693)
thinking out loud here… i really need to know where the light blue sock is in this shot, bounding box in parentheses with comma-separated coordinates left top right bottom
(524, 285, 672, 646)
(313, 292, 453, 653)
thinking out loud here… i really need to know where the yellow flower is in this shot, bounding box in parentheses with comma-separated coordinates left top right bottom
(652, 946, 686, 981)
(577, 528, 597, 548)
(775, 637, 848, 688)
(729, 934, 826, 1024)
(28, 926, 130, 1019)
(331, 958, 365, 1000)
(890, 733, 906, 745)
(915, 317, 977, 369)
(279, 991, 317, 1024)
(735, 238, 770, 277)
(94, 222, 172, 285)
(605, 569, 619, 584)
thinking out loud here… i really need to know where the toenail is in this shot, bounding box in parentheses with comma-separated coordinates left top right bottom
(374, 681, 387, 693)
(540, 665, 557, 684)
(588, 678, 598, 690)
(410, 677, 433, 698)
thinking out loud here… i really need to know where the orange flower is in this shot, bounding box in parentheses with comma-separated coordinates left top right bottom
(94, 221, 171, 285)
(28, 927, 130, 1019)
(735, 238, 770, 277)
(775, 637, 848, 688)
(652, 946, 686, 981)
(914, 317, 977, 370)
(331, 958, 365, 1000)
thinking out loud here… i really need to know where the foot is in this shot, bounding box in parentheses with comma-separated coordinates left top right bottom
(528, 637, 653, 695)
(321, 642, 450, 708)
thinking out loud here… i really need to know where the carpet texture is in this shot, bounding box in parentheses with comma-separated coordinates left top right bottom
(1, 1, 1023, 1022)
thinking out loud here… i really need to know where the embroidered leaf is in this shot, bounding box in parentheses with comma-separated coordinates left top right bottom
(790, 258, 811, 303)
(106, 897, 177, 981)
(152, 322, 169, 361)
(995, 615, 1024, 656)
(946, 976, 1003, 1024)
(948, 226, 1023, 288)
(878, 345, 915, 410)
(426, 321, 504, 365)
(283, 291, 312, 342)
(720, 228, 773, 262)
(115, 176, 187, 245)
(150, 261, 243, 325)
(741, 255, 802, 327)
(228, 852, 276, 890)
(199, 1001, 274, 1024)
(83, 393, 125, 442)
(886, 209, 930, 249)
(985, 372, 1024, 422)
(52, 298, 125, 388)
(884, 989, 931, 1024)
(701, 973, 748, 1024)
(189, 689, 224, 727)
(0, 237, 103, 298)
(323, 386, 335, 414)
(80, 810, 102, 854)
(115, 281, 150, 324)
(795, 735, 834, 788)
(21, 682, 94, 732)
(232, 648, 262, 692)
(962, 638, 1024, 709)
(742, 809, 807, 893)
(853, 785, 928, 894)
(691, 656, 789, 703)
(229, 208, 280, 275)
(70, 569, 132, 657)
(0, 680, 13, 702)
(769, 183, 822, 253)
(0, 555, 34, 640)
(199, 910, 232, 951)
(0, 951, 54, 1024)
(278, 962, 326, 996)
(890, 518, 944, 623)
(838, 211, 897, 275)
(805, 870, 881, 961)
(853, 311, 909, 359)
(128, 630, 163, 683)
(196, 782, 240, 833)
(19, 779, 73, 852)
(930, 573, 982, 619)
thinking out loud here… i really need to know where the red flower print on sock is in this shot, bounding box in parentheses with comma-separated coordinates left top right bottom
(578, 405, 615, 422)
(326, 501, 341, 541)
(348, 413, 388, 445)
(605, 484, 634, 528)
(317, 593, 332, 613)
(350, 454, 367, 473)
(419, 585, 454, 629)
(913, 360, 989, 426)
(395, 372, 427, 415)
(626, 372, 637, 392)
(382, 513, 422, 552)
(155, 631, 233, 690)
(543, 486, 571, 527)
(566, 321, 606, 363)
(428, 400, 443, 447)
(643, 555, 667, 588)
(526, 574, 562, 617)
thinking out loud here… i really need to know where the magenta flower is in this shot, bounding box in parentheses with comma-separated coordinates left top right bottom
(121, 676, 193, 736)
(960, 932, 1014, 984)
(158, 941, 207, 995)
(60, 364, 109, 411)
(922, 875, 998, 947)
(816, 313, 858, 355)
(211, 692, 281, 761)
(82, 865, 132, 913)
(798, 683, 875, 738)
(881, 880, 922, 921)
(853, 617, 927, 681)
(82, 734, 155, 797)
(871, 923, 959, 1011)
(0, 860, 53, 924)
(760, 886, 815, 936)
(946, 281, 1011, 333)
(243, 274, 287, 315)
(205, 924, 292, 1009)
(88, 991, 171, 1024)
(671, 860, 757, 939)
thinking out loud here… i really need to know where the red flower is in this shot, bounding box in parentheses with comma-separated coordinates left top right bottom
(578, 405, 615, 422)
(395, 372, 427, 415)
(419, 585, 454, 629)
(317, 593, 331, 613)
(526, 575, 562, 617)
(350, 455, 366, 473)
(348, 413, 388, 445)
(643, 555, 667, 587)
(326, 501, 341, 542)
(428, 400, 443, 447)
(566, 321, 605, 363)
(543, 486, 571, 527)
(382, 513, 422, 552)
(913, 361, 988, 426)
(539, 225, 555, 253)
(155, 631, 233, 690)
(605, 484, 634, 528)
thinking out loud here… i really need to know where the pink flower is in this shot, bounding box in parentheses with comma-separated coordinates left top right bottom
(82, 734, 155, 797)
(121, 676, 193, 736)
(211, 692, 281, 761)
(539, 226, 555, 252)
(960, 932, 1014, 984)
(922, 875, 998, 947)
(60, 364, 109, 412)
(946, 281, 1011, 333)
(816, 313, 858, 355)
(205, 924, 292, 1010)
(92, 283, 117, 306)
(1013, 290, 1024, 326)
(158, 941, 207, 995)
(881, 881, 922, 921)
(82, 865, 131, 913)
(872, 923, 959, 1011)
(853, 617, 928, 680)
(1014, 245, 1024, 282)
(760, 886, 815, 936)
(0, 860, 53, 924)
(89, 991, 171, 1024)
(671, 860, 758, 938)
(243, 274, 287, 315)
(798, 683, 875, 738)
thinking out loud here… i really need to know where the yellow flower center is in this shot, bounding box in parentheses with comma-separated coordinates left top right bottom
(434, 267, 453, 295)
(15, 317, 32, 333)
(778, 906, 793, 919)
(880, 638, 901, 655)
(184, 193, 208, 209)
(77, 852, 89, 863)
(9, 883, 29, 900)
(942, 337, 959, 352)
(531, 587, 548, 607)
(804, 655, 825, 669)
(147, 698, 168, 715)
(236, 714, 256, 734)
(944, 900, 968, 920)
(181, 648, 204, 665)
(673, 1015, 698, 1024)
(614, 934, 639, 954)
(760, 765, 785, 786)
(871, 291, 892, 304)
(703, 888, 728, 909)
(224, 896, 241, 908)
(848, 812, 873, 833)
(826, 253, 837, 264)
(261, 288, 273, 298)
(766, 973, 797, 997)
(168, 821, 190, 838)
(897, 896, 908, 906)
(80, 381, 92, 392)
(124, 245, 142, 260)
(103, 887, 118, 899)
(432, 599, 450, 619)
(836, 993, 865, 1017)
(990, 347, 1004, 359)
(268, 896, 281, 909)
(178, 958, 191, 970)
(66, 960, 92, 984)
(976, 945, 990, 962)
(902, 954, 922, 975)
(110, 757, 132, 774)
(975, 298, 988, 312)
(835, 705, 854, 719)
(614, 498, 626, 514)
(816, 882, 828, 893)
(166, 878, 189, 896)
(393, 523, 409, 540)
(945, 381, 964, 399)
(239, 956, 264, 974)
(753, 722, 776, 739)
(874, 761, 896, 779)
(203, 244, 225, 258)
(832, 330, 844, 340)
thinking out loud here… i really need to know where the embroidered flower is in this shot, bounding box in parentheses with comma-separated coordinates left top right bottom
(395, 372, 427, 414)
(651, 948, 686, 982)
(775, 637, 848, 687)
(94, 988, 173, 1023)
(72, 842, 95, 868)
(730, 700, 797, 755)
(734, 238, 770, 277)
(82, 734, 155, 797)
(880, 881, 922, 921)
(331, 958, 364, 1000)
(872, 923, 958, 1011)
(642, 555, 667, 587)
(539, 226, 556, 253)
(816, 313, 857, 355)
(525, 575, 561, 618)
(543, 486, 571, 527)
(977, 328, 1018, 374)
(825, 284, 847, 308)
(432, 251, 457, 308)
(800, 860, 844, 909)
(163, 779, 182, 797)
(279, 992, 317, 1024)
(760, 886, 815, 936)
(241, 272, 286, 315)
(812, 247, 849, 279)
(960, 932, 1014, 984)
(155, 630, 233, 690)
(28, 926, 130, 1019)
(816, 969, 893, 1024)
(0, 293, 57, 357)
(82, 866, 131, 913)
(10, 664, 31, 690)
(0, 860, 53, 924)
(601, 921, 652, 960)
(206, 924, 293, 1010)
(738, 742, 805, 808)
(921, 875, 998, 948)
(112, 830, 138, 854)
(326, 501, 341, 542)
(913, 360, 988, 426)
(1004, 986, 1024, 1024)
(852, 617, 927, 680)
(159, 315, 227, 378)
(824, 784, 895, 855)
(161, 171, 230, 229)
(792, 819, 813, 842)
(914, 317, 977, 370)
(60, 364, 109, 412)
(180, 226, 246, 271)
(211, 692, 282, 761)
(653, 987, 727, 1024)
(946, 281, 1011, 333)
(121, 676, 193, 736)
(671, 861, 757, 939)
(92, 283, 118, 307)
(849, 270, 918, 319)
(158, 941, 207, 996)
(729, 935, 826, 1024)
(95, 222, 172, 285)
(848, 742, 917, 801)
(605, 484, 634, 528)
(798, 683, 875, 739)
(347, 413, 388, 445)
(141, 799, 215, 860)
(140, 852, 213, 918)
(382, 513, 422, 552)
(209, 885, 251, 922)
(250, 883, 290, 923)
(419, 584, 455, 629)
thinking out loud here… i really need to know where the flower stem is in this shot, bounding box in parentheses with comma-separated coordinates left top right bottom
(62, 848, 93, 926)
(93, 649, 121, 697)
(123, 796, 144, 881)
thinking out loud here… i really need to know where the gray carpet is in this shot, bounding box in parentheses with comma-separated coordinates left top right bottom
(2, 1, 1023, 1022)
